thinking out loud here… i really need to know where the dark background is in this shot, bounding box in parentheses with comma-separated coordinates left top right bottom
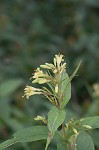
(0, 0, 99, 149)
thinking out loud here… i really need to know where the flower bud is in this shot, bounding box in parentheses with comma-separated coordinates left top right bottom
(55, 84, 58, 93)
(73, 128, 78, 134)
(34, 115, 47, 124)
(82, 125, 92, 129)
(53, 69, 57, 74)
(40, 65, 51, 69)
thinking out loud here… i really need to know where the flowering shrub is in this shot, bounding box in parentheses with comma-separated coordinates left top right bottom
(0, 54, 99, 150)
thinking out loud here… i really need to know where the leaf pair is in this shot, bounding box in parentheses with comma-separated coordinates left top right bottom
(0, 116, 99, 149)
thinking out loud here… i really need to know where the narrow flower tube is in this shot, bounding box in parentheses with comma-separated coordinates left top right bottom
(82, 125, 92, 129)
(32, 78, 50, 84)
(23, 85, 42, 99)
(55, 54, 64, 69)
(73, 128, 78, 134)
(40, 65, 51, 69)
(34, 115, 47, 124)
(55, 84, 58, 93)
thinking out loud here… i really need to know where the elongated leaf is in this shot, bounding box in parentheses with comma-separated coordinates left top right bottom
(70, 60, 82, 81)
(79, 116, 99, 129)
(48, 106, 66, 135)
(14, 126, 48, 142)
(71, 116, 99, 135)
(45, 106, 66, 150)
(0, 79, 23, 98)
(76, 132, 95, 150)
(0, 126, 48, 149)
(0, 138, 17, 150)
(60, 72, 71, 109)
(65, 116, 99, 141)
(90, 130, 99, 147)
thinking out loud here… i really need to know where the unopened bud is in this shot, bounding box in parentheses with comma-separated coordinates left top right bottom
(73, 128, 78, 134)
(83, 125, 92, 129)
(53, 69, 57, 74)
(55, 84, 58, 93)
(34, 115, 47, 124)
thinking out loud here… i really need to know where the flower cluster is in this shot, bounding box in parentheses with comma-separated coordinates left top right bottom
(40, 54, 66, 74)
(23, 54, 66, 107)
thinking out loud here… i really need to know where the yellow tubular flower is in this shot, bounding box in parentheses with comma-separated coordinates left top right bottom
(55, 84, 58, 93)
(23, 85, 42, 99)
(32, 78, 50, 84)
(82, 125, 92, 129)
(31, 67, 51, 84)
(73, 128, 78, 134)
(60, 63, 66, 74)
(40, 65, 52, 69)
(33, 68, 46, 79)
(38, 78, 50, 84)
(34, 115, 45, 121)
(34, 115, 47, 124)
(45, 63, 55, 68)
(54, 58, 57, 67)
(40, 63, 55, 70)
(53, 69, 57, 74)
(53, 54, 66, 75)
(55, 54, 64, 69)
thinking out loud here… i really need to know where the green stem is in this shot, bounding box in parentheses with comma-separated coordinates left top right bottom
(68, 135, 77, 150)
(62, 122, 66, 138)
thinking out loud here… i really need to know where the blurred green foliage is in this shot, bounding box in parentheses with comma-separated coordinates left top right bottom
(0, 0, 99, 149)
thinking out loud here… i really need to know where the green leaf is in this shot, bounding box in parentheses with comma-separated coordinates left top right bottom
(79, 116, 99, 129)
(60, 72, 71, 109)
(14, 126, 48, 142)
(90, 130, 99, 147)
(70, 60, 82, 81)
(45, 106, 66, 150)
(76, 132, 95, 150)
(0, 79, 23, 98)
(0, 138, 17, 150)
(57, 138, 68, 150)
(0, 126, 48, 149)
(65, 116, 99, 141)
(48, 106, 66, 136)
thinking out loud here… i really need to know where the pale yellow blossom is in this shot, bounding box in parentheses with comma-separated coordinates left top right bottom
(73, 128, 78, 134)
(53, 69, 57, 74)
(32, 78, 50, 84)
(54, 54, 64, 69)
(55, 84, 58, 93)
(23, 85, 42, 99)
(34, 115, 47, 124)
(53, 54, 66, 74)
(32, 68, 47, 79)
(60, 63, 66, 74)
(31, 67, 51, 84)
(82, 125, 92, 129)
(40, 63, 55, 70)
